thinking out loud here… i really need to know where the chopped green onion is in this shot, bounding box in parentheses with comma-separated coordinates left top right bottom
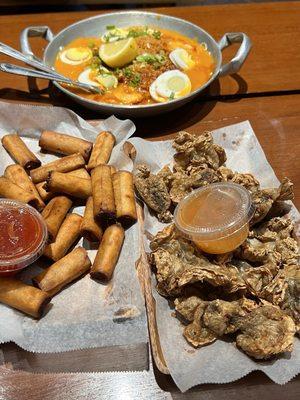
(169, 92, 175, 100)
(106, 25, 116, 30)
(136, 53, 166, 65)
(87, 40, 95, 48)
(124, 67, 133, 78)
(129, 73, 141, 88)
(152, 30, 161, 40)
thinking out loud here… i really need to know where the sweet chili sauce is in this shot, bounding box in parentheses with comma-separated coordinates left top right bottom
(0, 200, 47, 276)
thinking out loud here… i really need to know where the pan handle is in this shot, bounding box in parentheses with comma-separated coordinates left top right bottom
(218, 32, 252, 77)
(20, 26, 54, 62)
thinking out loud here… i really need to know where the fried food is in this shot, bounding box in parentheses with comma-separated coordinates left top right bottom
(43, 213, 83, 261)
(90, 224, 125, 282)
(235, 305, 295, 359)
(87, 131, 115, 170)
(4, 164, 45, 211)
(30, 153, 86, 183)
(261, 264, 300, 332)
(172, 131, 226, 170)
(91, 164, 116, 225)
(0, 277, 51, 319)
(134, 164, 172, 222)
(234, 260, 277, 296)
(134, 131, 295, 229)
(45, 171, 92, 199)
(175, 296, 206, 323)
(202, 298, 257, 336)
(112, 171, 137, 228)
(236, 216, 298, 268)
(80, 196, 103, 242)
(150, 224, 246, 297)
(0, 176, 40, 209)
(1, 133, 41, 171)
(143, 130, 299, 360)
(184, 304, 217, 347)
(251, 178, 294, 225)
(34, 247, 91, 296)
(41, 195, 72, 240)
(39, 131, 93, 161)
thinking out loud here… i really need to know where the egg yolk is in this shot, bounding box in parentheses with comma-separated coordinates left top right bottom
(65, 48, 91, 62)
(166, 76, 191, 96)
(181, 52, 195, 69)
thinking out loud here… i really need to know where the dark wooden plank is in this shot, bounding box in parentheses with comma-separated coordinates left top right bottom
(0, 364, 299, 400)
(0, 342, 148, 373)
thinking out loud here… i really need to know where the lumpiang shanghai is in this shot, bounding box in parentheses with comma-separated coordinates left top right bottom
(0, 1, 299, 397)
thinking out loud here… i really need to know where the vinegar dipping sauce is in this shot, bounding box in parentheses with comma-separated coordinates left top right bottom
(0, 200, 47, 275)
(174, 183, 255, 254)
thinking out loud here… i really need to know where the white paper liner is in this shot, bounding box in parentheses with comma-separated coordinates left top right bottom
(128, 121, 300, 391)
(0, 101, 147, 354)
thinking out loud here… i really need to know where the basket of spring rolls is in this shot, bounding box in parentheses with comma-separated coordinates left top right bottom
(0, 127, 139, 320)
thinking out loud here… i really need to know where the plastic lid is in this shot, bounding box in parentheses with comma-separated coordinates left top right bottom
(0, 199, 48, 273)
(174, 182, 255, 241)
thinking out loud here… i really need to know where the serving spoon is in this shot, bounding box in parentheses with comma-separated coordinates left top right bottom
(0, 42, 100, 94)
(0, 62, 101, 94)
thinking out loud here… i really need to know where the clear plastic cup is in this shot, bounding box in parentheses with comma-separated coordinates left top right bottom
(174, 182, 255, 254)
(0, 199, 48, 276)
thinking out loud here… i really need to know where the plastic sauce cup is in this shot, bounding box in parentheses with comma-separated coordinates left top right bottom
(174, 182, 255, 254)
(0, 199, 48, 276)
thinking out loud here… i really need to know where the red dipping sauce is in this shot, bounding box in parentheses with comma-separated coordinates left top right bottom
(0, 199, 47, 276)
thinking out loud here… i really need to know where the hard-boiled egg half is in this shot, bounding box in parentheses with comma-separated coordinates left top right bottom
(78, 67, 118, 90)
(169, 48, 195, 70)
(150, 70, 191, 103)
(59, 47, 93, 65)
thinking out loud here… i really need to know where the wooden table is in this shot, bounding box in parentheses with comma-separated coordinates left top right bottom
(0, 2, 300, 399)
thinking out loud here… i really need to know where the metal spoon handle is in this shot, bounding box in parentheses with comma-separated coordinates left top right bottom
(0, 62, 100, 94)
(0, 42, 60, 76)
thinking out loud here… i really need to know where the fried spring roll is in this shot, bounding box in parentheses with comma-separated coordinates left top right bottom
(4, 164, 45, 211)
(0, 277, 51, 318)
(39, 131, 93, 161)
(91, 165, 116, 225)
(110, 165, 117, 175)
(44, 213, 83, 261)
(41, 195, 72, 240)
(80, 197, 103, 242)
(34, 247, 91, 295)
(87, 131, 115, 170)
(1, 133, 41, 171)
(36, 181, 55, 203)
(112, 171, 137, 228)
(30, 153, 85, 183)
(69, 168, 91, 180)
(36, 168, 91, 203)
(0, 176, 39, 208)
(90, 224, 125, 282)
(45, 171, 92, 199)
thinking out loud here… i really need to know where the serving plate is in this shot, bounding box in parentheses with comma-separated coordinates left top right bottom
(20, 11, 251, 117)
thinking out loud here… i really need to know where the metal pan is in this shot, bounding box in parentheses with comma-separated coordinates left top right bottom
(20, 11, 251, 117)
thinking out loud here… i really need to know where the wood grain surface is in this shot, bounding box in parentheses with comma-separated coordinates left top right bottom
(0, 2, 300, 399)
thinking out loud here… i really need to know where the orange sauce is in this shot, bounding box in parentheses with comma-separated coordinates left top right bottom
(193, 225, 249, 254)
(0, 206, 45, 274)
(54, 27, 215, 105)
(176, 185, 251, 254)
